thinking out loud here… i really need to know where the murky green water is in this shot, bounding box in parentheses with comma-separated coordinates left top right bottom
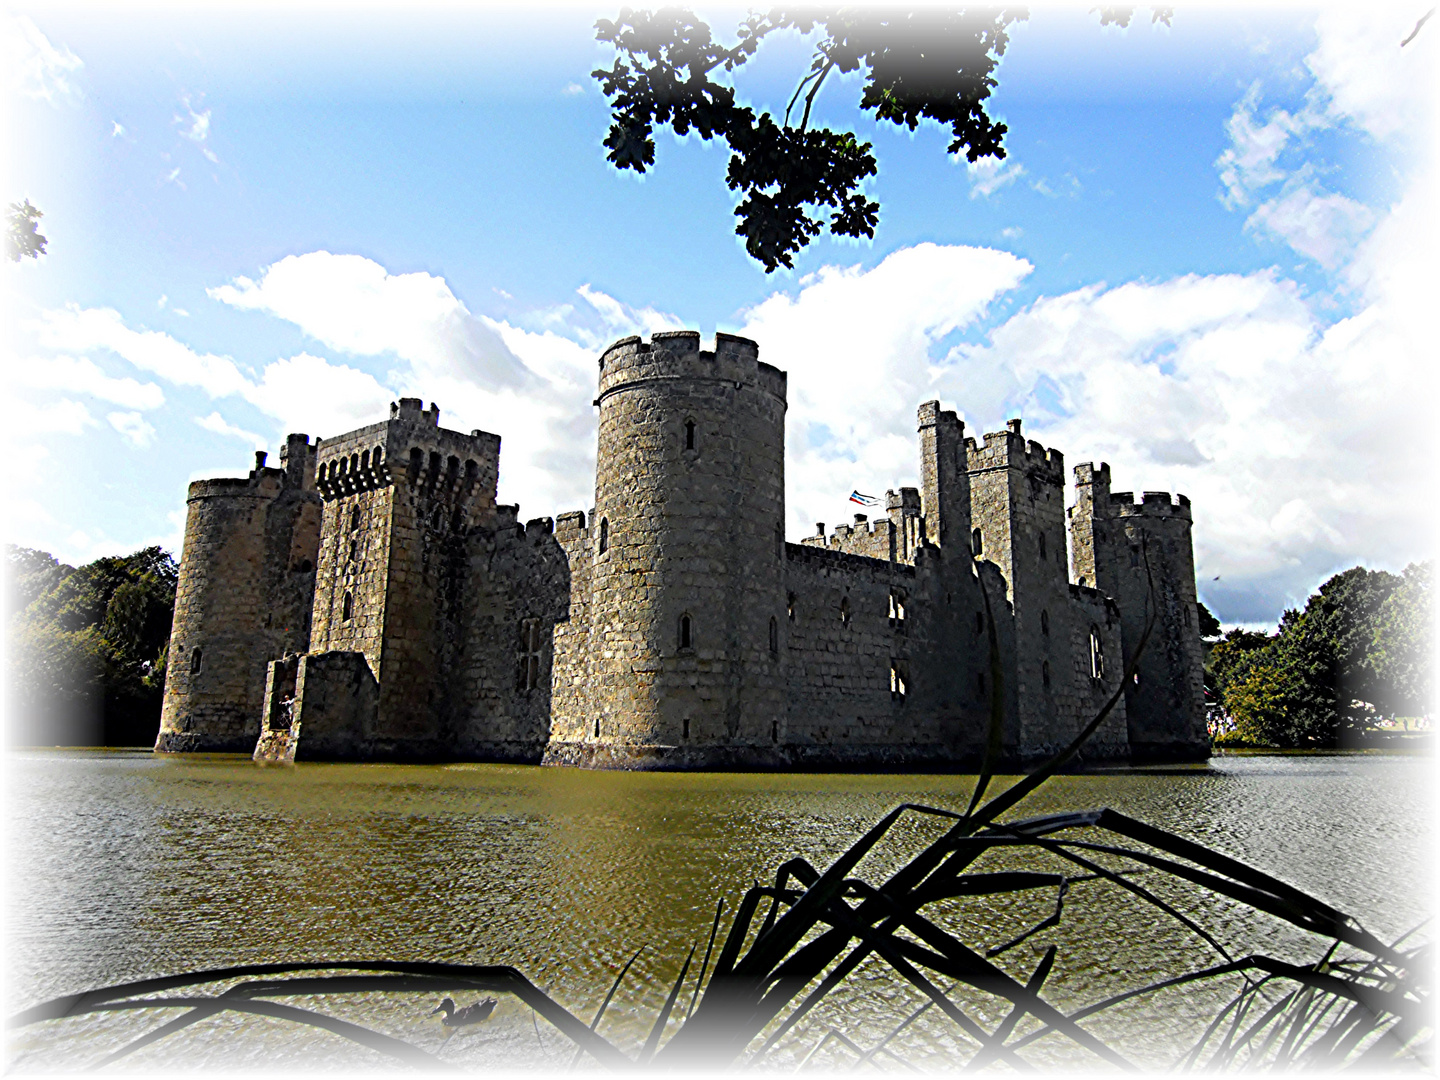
(6, 750, 1432, 1071)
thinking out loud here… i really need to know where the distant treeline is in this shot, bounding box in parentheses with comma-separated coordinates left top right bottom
(5, 544, 177, 747)
(1206, 563, 1432, 748)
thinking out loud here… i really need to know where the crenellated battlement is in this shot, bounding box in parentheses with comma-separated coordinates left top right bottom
(188, 452, 286, 502)
(1107, 490, 1192, 521)
(964, 419, 1064, 482)
(311, 403, 500, 506)
(595, 330, 785, 406)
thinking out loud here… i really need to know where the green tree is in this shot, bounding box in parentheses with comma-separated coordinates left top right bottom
(7, 199, 47, 262)
(593, 7, 1171, 272)
(1366, 561, 1432, 719)
(1197, 601, 1222, 639)
(6, 544, 178, 746)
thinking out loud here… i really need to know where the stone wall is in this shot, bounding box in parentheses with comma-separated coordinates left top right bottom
(451, 510, 573, 761)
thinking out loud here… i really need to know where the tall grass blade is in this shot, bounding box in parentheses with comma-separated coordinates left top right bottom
(638, 943, 696, 1063)
(688, 899, 724, 1020)
(568, 945, 644, 1070)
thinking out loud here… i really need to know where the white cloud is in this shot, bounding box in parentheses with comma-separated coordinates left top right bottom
(244, 352, 397, 439)
(733, 243, 1032, 541)
(108, 411, 156, 448)
(9, 399, 95, 438)
(111, 121, 125, 138)
(13, 355, 165, 410)
(966, 156, 1025, 198)
(562, 82, 584, 96)
(1245, 181, 1375, 269)
(1215, 82, 1311, 209)
(31, 304, 250, 398)
(1306, 6, 1435, 142)
(7, 15, 82, 105)
(195, 411, 265, 448)
(209, 252, 534, 389)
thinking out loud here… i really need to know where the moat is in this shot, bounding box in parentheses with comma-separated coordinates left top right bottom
(7, 751, 1431, 1070)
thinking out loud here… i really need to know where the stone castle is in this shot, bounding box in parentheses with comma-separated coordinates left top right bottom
(154, 330, 1209, 768)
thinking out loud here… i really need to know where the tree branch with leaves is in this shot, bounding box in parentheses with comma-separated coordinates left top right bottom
(7, 199, 48, 262)
(592, 8, 1025, 272)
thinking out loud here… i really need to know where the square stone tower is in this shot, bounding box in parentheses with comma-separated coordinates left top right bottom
(304, 399, 500, 759)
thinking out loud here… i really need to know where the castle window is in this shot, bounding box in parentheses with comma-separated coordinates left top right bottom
(772, 720, 779, 743)
(1133, 671, 1141, 686)
(373, 445, 383, 466)
(679, 613, 693, 650)
(409, 447, 423, 483)
(787, 593, 796, 621)
(889, 590, 906, 628)
(516, 618, 542, 692)
(337, 457, 348, 476)
(428, 451, 441, 482)
(189, 647, 203, 675)
(1090, 626, 1104, 680)
(465, 459, 478, 485)
(342, 592, 354, 621)
(683, 717, 690, 740)
(1040, 609, 1049, 636)
(972, 528, 983, 557)
(447, 455, 459, 481)
(684, 419, 696, 450)
(594, 718, 600, 738)
(348, 538, 358, 563)
(839, 597, 851, 627)
(768, 616, 779, 655)
(890, 661, 907, 702)
(361, 449, 370, 471)
(598, 517, 609, 554)
(1130, 546, 1141, 568)
(1043, 660, 1051, 690)
(350, 452, 360, 474)
(349, 506, 361, 531)
(1038, 532, 1047, 561)
(1183, 604, 1192, 628)
(776, 525, 783, 561)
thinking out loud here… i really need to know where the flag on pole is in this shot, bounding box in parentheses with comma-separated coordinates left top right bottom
(849, 490, 880, 506)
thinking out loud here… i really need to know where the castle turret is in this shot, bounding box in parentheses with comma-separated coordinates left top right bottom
(155, 440, 321, 752)
(554, 331, 788, 764)
(917, 401, 970, 552)
(966, 420, 1085, 757)
(1069, 465, 1208, 762)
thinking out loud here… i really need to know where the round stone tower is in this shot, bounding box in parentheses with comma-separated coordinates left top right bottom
(155, 440, 320, 752)
(587, 330, 788, 765)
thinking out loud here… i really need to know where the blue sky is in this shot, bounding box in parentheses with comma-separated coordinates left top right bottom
(5, 3, 1435, 627)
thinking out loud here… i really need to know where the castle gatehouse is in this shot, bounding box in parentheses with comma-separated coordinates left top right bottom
(154, 331, 1209, 768)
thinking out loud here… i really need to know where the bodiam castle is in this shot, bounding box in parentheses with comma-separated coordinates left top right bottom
(154, 330, 1209, 768)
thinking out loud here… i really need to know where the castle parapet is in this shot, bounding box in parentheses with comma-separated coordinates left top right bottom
(964, 419, 1064, 482)
(596, 330, 785, 406)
